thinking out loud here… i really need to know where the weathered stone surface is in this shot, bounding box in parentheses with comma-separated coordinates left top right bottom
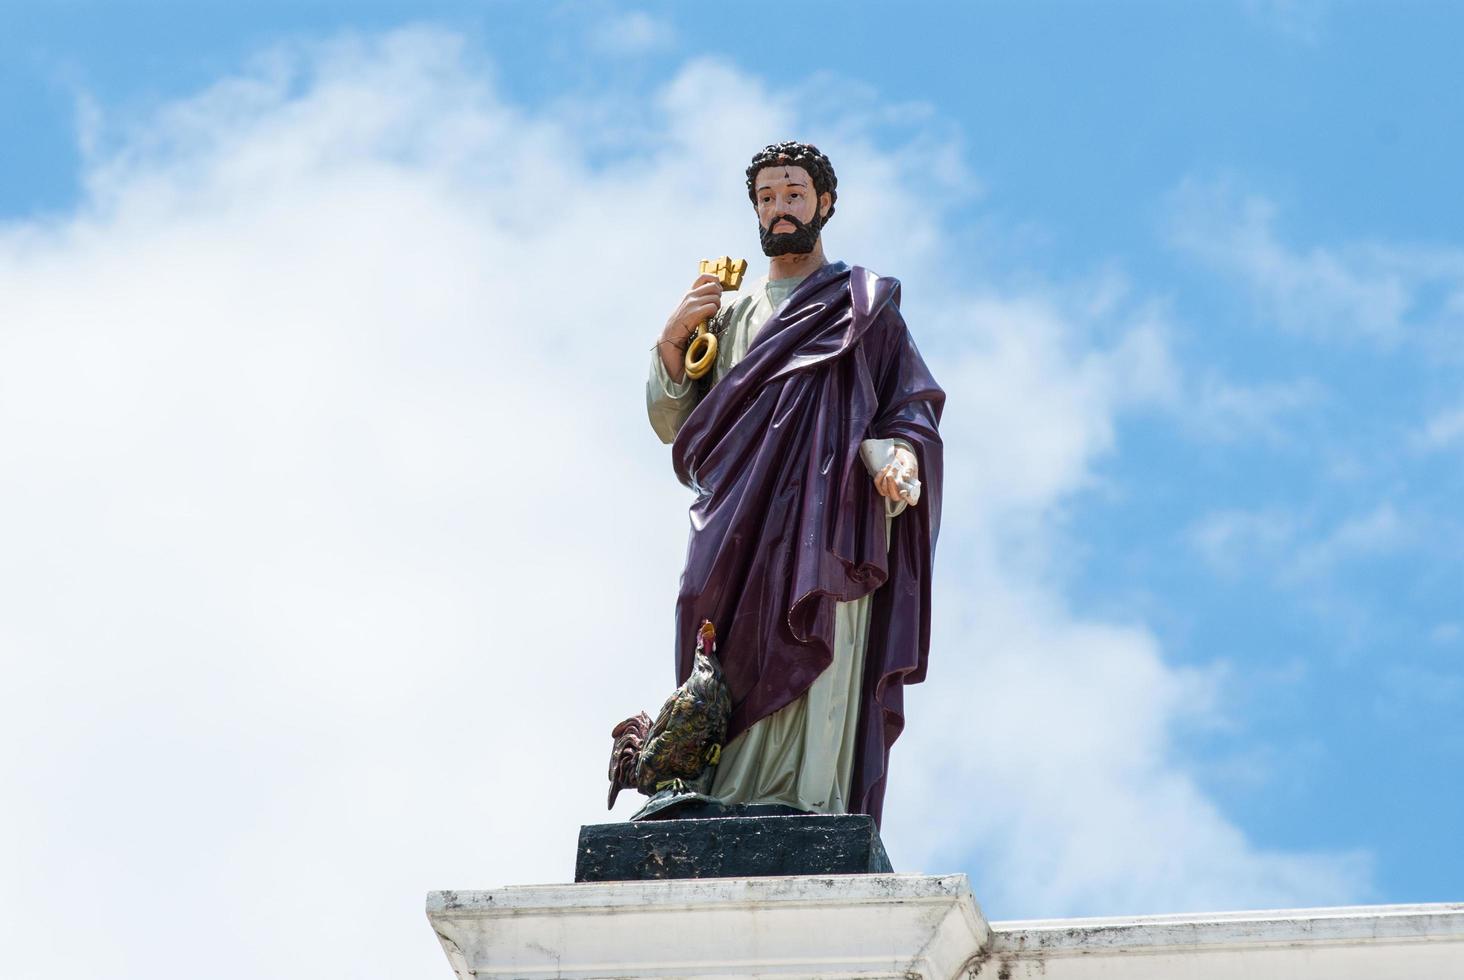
(574, 813, 893, 883)
(979, 902, 1464, 979)
(427, 873, 988, 979)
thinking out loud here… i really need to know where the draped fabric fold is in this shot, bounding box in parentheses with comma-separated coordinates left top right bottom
(671, 261, 944, 825)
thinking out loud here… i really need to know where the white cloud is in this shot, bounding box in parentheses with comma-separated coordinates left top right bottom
(1244, 0, 1330, 43)
(1167, 178, 1464, 345)
(892, 578, 1371, 915)
(1190, 508, 1299, 576)
(1417, 404, 1464, 451)
(1185, 374, 1325, 443)
(591, 10, 676, 56)
(0, 30, 1370, 979)
(1189, 503, 1409, 584)
(1288, 503, 1409, 581)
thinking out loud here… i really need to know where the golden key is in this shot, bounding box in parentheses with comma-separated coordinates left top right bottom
(684, 256, 748, 381)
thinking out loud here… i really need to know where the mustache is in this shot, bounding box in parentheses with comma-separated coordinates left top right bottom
(759, 212, 816, 242)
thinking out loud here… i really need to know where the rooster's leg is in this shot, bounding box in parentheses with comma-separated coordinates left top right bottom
(687, 766, 717, 797)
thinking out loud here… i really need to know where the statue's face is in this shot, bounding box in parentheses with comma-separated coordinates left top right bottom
(754, 165, 832, 256)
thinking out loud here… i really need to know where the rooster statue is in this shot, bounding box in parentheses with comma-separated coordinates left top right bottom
(607, 620, 732, 809)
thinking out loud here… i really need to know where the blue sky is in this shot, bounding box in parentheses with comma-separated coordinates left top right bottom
(2, 2, 1461, 976)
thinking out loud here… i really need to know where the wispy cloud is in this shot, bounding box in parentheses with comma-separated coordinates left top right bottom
(1290, 503, 1409, 580)
(1167, 178, 1464, 345)
(590, 10, 676, 56)
(1191, 508, 1299, 577)
(1186, 374, 1326, 443)
(1190, 503, 1410, 584)
(1244, 0, 1330, 43)
(1416, 404, 1464, 452)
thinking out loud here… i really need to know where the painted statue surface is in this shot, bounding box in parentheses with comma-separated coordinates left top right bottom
(643, 142, 944, 827)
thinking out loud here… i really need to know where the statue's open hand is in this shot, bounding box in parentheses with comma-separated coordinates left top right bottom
(874, 446, 920, 506)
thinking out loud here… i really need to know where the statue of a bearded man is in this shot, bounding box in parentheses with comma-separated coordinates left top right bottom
(646, 142, 944, 827)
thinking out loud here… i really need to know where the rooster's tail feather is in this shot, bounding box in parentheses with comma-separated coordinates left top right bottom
(607, 711, 652, 809)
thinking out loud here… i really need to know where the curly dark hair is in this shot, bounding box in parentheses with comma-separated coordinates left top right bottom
(745, 141, 838, 222)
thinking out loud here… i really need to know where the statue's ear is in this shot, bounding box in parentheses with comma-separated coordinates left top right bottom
(819, 191, 832, 218)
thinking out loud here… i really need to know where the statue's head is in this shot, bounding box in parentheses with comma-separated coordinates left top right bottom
(745, 141, 837, 257)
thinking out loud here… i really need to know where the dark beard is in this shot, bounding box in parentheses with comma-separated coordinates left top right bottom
(759, 211, 823, 256)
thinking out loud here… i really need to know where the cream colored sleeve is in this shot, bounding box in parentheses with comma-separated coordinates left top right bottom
(646, 347, 698, 445)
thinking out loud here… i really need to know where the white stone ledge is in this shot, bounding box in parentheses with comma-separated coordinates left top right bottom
(429, 872, 977, 915)
(983, 902, 1464, 979)
(992, 902, 1464, 954)
(427, 873, 990, 979)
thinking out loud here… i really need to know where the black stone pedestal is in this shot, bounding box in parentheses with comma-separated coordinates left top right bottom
(574, 814, 893, 883)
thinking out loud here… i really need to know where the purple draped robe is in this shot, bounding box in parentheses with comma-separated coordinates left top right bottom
(670, 261, 945, 826)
